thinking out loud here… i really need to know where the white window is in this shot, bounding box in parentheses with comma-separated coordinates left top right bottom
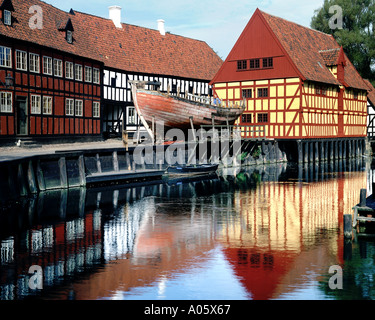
(16, 50, 27, 71)
(43, 96, 52, 115)
(66, 30, 73, 44)
(65, 62, 74, 79)
(54, 59, 63, 77)
(4, 10, 11, 26)
(0, 92, 12, 113)
(29, 53, 40, 73)
(93, 102, 100, 118)
(75, 64, 82, 81)
(0, 46, 11, 68)
(85, 66, 92, 83)
(31, 95, 41, 114)
(75, 100, 83, 117)
(93, 68, 100, 84)
(65, 99, 74, 116)
(43, 56, 52, 75)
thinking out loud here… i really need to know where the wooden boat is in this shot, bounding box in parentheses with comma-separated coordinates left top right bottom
(130, 81, 245, 139)
(166, 164, 219, 177)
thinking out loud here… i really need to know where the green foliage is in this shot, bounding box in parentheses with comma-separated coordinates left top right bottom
(311, 0, 375, 84)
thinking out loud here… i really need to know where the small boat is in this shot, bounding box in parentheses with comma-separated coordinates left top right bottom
(130, 81, 245, 140)
(166, 164, 219, 177)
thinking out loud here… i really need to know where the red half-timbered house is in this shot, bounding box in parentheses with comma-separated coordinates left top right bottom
(210, 9, 370, 161)
(0, 0, 103, 143)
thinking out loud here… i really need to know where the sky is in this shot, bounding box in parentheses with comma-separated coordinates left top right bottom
(45, 0, 325, 60)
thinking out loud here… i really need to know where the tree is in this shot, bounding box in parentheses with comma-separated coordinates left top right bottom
(311, 0, 375, 84)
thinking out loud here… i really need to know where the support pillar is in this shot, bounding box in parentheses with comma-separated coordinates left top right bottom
(315, 141, 319, 162)
(343, 140, 347, 160)
(297, 141, 303, 164)
(58, 157, 68, 189)
(309, 141, 314, 163)
(338, 140, 343, 160)
(329, 141, 334, 161)
(304, 142, 309, 163)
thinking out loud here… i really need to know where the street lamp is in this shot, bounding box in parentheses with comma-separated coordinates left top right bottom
(1, 72, 14, 88)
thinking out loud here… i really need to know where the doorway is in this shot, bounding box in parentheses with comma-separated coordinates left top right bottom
(16, 96, 28, 136)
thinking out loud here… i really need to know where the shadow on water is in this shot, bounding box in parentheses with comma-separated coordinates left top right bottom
(0, 158, 374, 300)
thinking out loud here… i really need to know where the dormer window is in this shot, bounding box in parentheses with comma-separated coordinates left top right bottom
(66, 30, 73, 44)
(3, 10, 11, 25)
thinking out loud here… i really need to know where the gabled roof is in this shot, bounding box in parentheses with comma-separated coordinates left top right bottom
(71, 11, 223, 80)
(0, 0, 222, 81)
(260, 10, 368, 91)
(364, 79, 375, 107)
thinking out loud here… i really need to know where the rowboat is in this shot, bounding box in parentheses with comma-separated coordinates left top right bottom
(166, 164, 219, 177)
(130, 81, 245, 139)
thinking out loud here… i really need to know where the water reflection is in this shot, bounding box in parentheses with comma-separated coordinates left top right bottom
(0, 158, 374, 300)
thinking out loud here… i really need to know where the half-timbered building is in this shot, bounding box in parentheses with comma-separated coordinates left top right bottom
(0, 0, 103, 143)
(72, 7, 222, 137)
(210, 9, 370, 160)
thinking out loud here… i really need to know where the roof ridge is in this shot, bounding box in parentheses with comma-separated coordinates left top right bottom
(259, 9, 334, 38)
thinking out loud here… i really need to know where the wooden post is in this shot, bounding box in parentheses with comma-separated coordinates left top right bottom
(338, 140, 343, 160)
(309, 142, 313, 163)
(113, 151, 119, 172)
(36, 160, 46, 191)
(329, 141, 334, 161)
(315, 141, 319, 162)
(344, 214, 353, 239)
(78, 155, 86, 187)
(304, 142, 309, 163)
(343, 140, 347, 159)
(27, 161, 38, 194)
(360, 188, 367, 207)
(348, 140, 352, 158)
(58, 157, 68, 189)
(96, 154, 102, 173)
(297, 141, 303, 164)
(17, 163, 28, 197)
(319, 141, 324, 162)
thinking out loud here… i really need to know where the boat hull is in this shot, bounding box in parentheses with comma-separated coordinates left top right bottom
(167, 164, 219, 177)
(135, 89, 244, 130)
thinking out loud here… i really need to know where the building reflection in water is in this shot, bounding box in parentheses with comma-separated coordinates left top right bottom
(0, 158, 372, 300)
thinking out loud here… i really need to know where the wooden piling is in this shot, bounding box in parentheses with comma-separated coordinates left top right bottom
(27, 161, 38, 194)
(360, 188, 367, 207)
(58, 157, 68, 189)
(78, 155, 86, 187)
(344, 214, 353, 239)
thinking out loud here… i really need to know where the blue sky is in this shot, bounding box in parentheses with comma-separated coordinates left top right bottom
(46, 0, 325, 60)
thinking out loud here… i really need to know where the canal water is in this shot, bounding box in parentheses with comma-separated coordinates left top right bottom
(1, 159, 375, 300)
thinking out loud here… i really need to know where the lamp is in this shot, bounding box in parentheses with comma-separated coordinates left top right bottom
(1, 72, 14, 88)
(5, 73, 13, 87)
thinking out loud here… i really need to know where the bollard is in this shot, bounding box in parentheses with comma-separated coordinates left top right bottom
(344, 214, 353, 239)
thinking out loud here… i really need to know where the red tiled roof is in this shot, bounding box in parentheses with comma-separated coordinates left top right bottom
(0, 0, 222, 81)
(260, 10, 369, 91)
(364, 79, 375, 107)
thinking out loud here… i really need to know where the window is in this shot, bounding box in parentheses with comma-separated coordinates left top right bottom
(85, 66, 92, 82)
(128, 107, 136, 124)
(75, 64, 82, 81)
(75, 100, 83, 116)
(315, 85, 327, 96)
(237, 60, 247, 71)
(43, 56, 52, 75)
(242, 89, 252, 99)
(66, 30, 73, 44)
(0, 92, 12, 112)
(66, 62, 74, 79)
(31, 95, 41, 114)
(263, 57, 273, 68)
(258, 88, 268, 98)
(257, 113, 268, 123)
(16, 50, 27, 71)
(0, 46, 11, 67)
(354, 91, 359, 100)
(43, 96, 52, 115)
(54, 59, 63, 77)
(250, 59, 260, 69)
(93, 68, 100, 84)
(29, 53, 40, 73)
(242, 114, 252, 123)
(65, 98, 74, 116)
(93, 102, 100, 118)
(4, 10, 11, 26)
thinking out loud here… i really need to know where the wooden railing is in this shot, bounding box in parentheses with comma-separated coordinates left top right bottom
(200, 125, 267, 140)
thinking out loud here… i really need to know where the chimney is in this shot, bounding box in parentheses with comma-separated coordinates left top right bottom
(157, 19, 166, 36)
(109, 6, 122, 28)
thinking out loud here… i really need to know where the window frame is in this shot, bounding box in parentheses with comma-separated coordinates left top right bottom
(241, 114, 252, 123)
(16, 50, 27, 71)
(53, 59, 63, 77)
(93, 68, 100, 84)
(75, 99, 83, 117)
(0, 92, 12, 113)
(263, 57, 274, 69)
(75, 64, 83, 81)
(237, 60, 248, 71)
(66, 30, 73, 44)
(250, 59, 260, 70)
(85, 66, 92, 83)
(65, 98, 74, 116)
(0, 46, 12, 68)
(29, 53, 40, 73)
(43, 96, 53, 115)
(65, 61, 74, 79)
(3, 10, 11, 26)
(242, 89, 253, 99)
(257, 88, 269, 98)
(43, 56, 53, 75)
(257, 113, 269, 123)
(93, 101, 100, 118)
(31, 95, 42, 114)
